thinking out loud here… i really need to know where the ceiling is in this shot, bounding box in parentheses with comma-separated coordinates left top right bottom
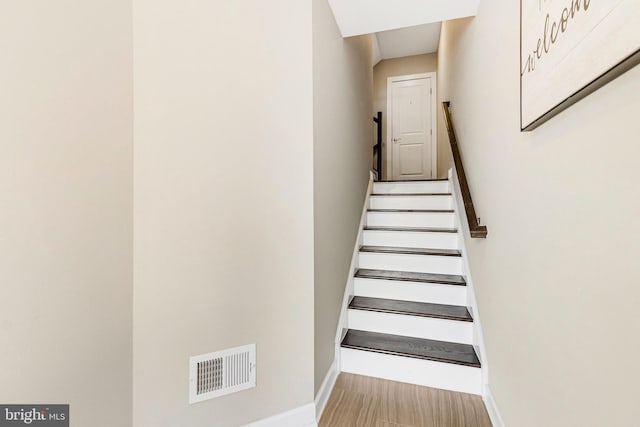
(328, 0, 480, 37)
(328, 0, 479, 62)
(375, 22, 442, 61)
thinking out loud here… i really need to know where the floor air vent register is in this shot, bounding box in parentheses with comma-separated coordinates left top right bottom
(189, 344, 256, 403)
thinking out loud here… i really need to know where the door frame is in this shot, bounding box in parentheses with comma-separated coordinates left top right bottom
(386, 72, 438, 180)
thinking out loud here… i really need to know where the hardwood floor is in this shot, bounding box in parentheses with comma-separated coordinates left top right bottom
(319, 373, 492, 427)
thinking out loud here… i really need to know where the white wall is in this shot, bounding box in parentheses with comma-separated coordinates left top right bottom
(313, 0, 373, 393)
(438, 7, 640, 427)
(0, 1, 133, 426)
(132, 1, 315, 426)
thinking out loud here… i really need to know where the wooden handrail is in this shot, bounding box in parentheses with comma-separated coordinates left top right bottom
(442, 102, 487, 238)
(373, 111, 382, 179)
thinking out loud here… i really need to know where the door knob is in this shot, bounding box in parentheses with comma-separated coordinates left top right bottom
(393, 137, 402, 142)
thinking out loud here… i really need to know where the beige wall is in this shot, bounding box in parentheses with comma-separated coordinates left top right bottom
(0, 2, 133, 426)
(438, 8, 640, 427)
(313, 0, 373, 393)
(132, 1, 315, 426)
(373, 54, 439, 179)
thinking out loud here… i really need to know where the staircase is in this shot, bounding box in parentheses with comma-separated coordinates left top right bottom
(339, 178, 482, 395)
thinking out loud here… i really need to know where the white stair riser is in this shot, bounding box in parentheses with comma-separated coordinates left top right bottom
(369, 195, 452, 210)
(359, 252, 462, 275)
(373, 181, 450, 194)
(363, 230, 459, 250)
(347, 310, 473, 344)
(340, 348, 482, 395)
(366, 212, 456, 228)
(354, 278, 467, 306)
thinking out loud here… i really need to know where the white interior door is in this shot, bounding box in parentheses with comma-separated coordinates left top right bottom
(389, 76, 434, 181)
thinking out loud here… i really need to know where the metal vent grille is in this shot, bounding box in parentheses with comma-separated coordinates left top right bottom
(189, 344, 256, 404)
(197, 357, 223, 394)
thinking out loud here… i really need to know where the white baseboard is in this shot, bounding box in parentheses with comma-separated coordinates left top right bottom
(483, 385, 505, 427)
(314, 359, 338, 423)
(243, 403, 317, 427)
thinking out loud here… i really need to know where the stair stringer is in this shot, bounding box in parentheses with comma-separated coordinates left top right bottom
(333, 172, 374, 370)
(448, 167, 490, 394)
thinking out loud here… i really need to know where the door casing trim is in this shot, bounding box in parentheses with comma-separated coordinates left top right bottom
(386, 72, 438, 180)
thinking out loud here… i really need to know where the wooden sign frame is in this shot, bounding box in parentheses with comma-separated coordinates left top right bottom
(520, 0, 640, 131)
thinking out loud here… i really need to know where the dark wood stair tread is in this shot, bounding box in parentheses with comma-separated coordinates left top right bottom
(355, 269, 466, 286)
(368, 209, 454, 213)
(364, 226, 458, 233)
(371, 193, 452, 196)
(349, 296, 472, 322)
(341, 329, 481, 368)
(360, 246, 461, 257)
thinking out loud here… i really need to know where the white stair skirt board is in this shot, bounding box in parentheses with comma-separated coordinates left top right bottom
(353, 277, 467, 306)
(366, 211, 457, 228)
(373, 181, 450, 194)
(242, 403, 317, 427)
(340, 348, 482, 395)
(334, 176, 374, 370)
(362, 229, 459, 250)
(369, 195, 453, 210)
(358, 252, 462, 275)
(347, 310, 473, 344)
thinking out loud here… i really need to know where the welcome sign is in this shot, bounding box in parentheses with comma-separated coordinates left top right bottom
(520, 0, 640, 130)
